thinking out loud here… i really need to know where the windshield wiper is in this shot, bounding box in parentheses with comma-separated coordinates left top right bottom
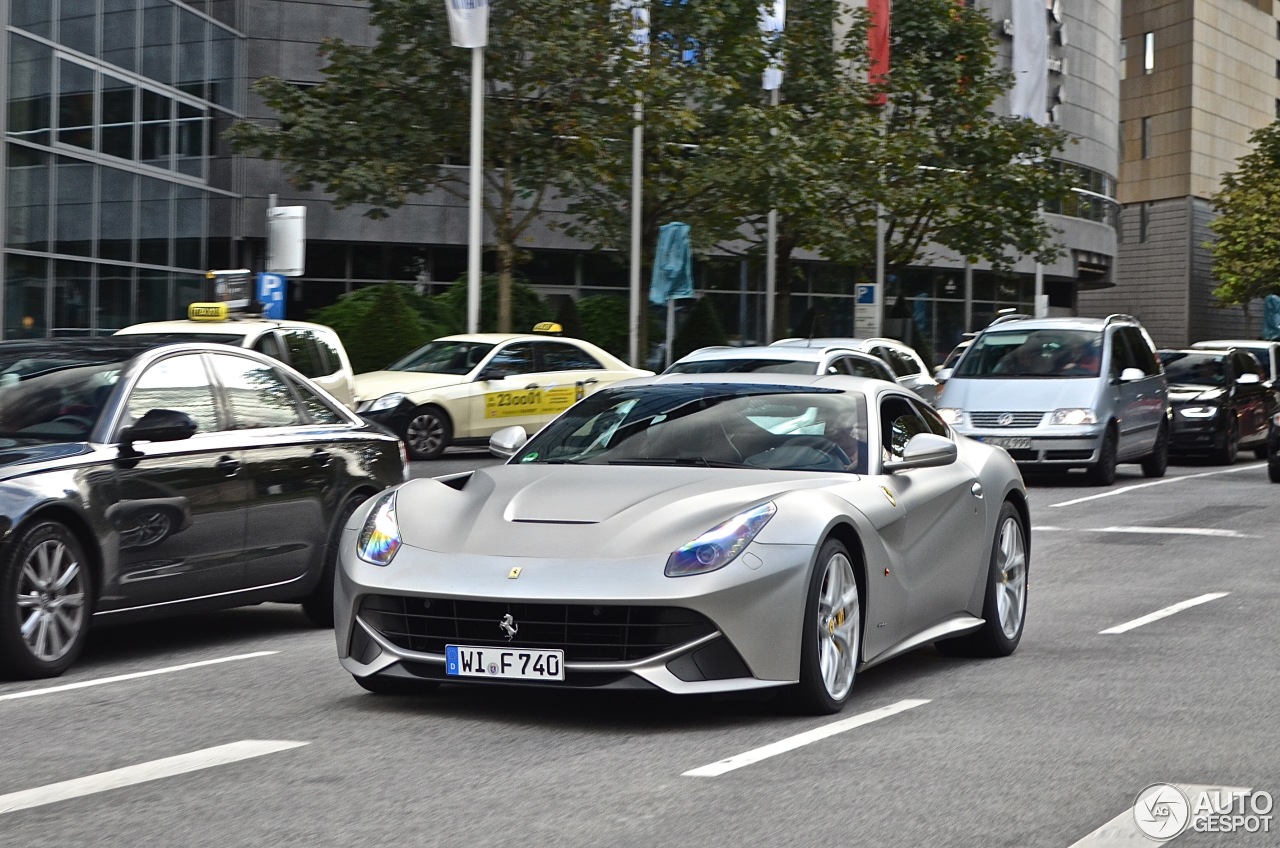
(606, 457, 751, 468)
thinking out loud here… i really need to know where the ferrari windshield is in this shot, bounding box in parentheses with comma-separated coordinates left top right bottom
(0, 348, 128, 441)
(388, 341, 496, 375)
(955, 329, 1103, 378)
(515, 383, 869, 473)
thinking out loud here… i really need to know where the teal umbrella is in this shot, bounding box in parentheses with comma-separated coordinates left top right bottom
(1264, 294, 1280, 341)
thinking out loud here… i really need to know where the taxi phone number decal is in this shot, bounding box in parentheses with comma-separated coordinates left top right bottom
(484, 385, 581, 418)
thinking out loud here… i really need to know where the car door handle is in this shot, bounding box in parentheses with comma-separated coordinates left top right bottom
(215, 455, 240, 477)
(524, 383, 540, 390)
(582, 378, 599, 386)
(311, 449, 332, 467)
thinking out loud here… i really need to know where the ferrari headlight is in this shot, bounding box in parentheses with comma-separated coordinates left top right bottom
(357, 490, 402, 566)
(1179, 406, 1218, 418)
(367, 392, 407, 413)
(665, 503, 776, 578)
(1050, 408, 1097, 426)
(936, 408, 966, 426)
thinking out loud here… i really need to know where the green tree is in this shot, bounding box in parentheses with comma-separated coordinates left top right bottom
(430, 275, 548, 335)
(1208, 122, 1280, 335)
(312, 283, 448, 341)
(672, 296, 729, 360)
(577, 294, 631, 357)
(227, 0, 616, 333)
(342, 283, 430, 373)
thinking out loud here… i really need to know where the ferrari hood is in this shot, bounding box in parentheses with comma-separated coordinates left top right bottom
(354, 370, 467, 402)
(393, 464, 850, 559)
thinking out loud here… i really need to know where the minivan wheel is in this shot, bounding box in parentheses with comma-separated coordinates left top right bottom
(1140, 422, 1168, 478)
(1085, 427, 1118, 486)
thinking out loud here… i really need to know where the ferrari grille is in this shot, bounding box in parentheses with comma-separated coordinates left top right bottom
(359, 595, 716, 663)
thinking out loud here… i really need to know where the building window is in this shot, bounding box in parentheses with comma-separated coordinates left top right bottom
(1119, 37, 1127, 80)
(1141, 117, 1151, 158)
(1143, 32, 1155, 74)
(1139, 202, 1150, 243)
(1276, 98, 1280, 120)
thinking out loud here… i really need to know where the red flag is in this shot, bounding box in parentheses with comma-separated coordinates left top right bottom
(868, 0, 890, 106)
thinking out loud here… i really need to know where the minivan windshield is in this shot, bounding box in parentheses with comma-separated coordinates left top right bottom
(955, 329, 1103, 378)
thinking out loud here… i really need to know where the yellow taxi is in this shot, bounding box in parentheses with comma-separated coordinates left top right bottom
(115, 303, 358, 409)
(356, 328, 651, 459)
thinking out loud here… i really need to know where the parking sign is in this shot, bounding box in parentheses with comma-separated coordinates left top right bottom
(257, 273, 287, 319)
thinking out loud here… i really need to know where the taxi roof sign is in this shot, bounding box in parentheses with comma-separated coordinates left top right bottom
(532, 322, 563, 334)
(188, 302, 230, 321)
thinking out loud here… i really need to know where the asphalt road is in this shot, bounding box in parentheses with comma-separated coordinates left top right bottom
(2, 457, 1277, 847)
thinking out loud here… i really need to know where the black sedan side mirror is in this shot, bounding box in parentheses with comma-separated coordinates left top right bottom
(120, 409, 198, 452)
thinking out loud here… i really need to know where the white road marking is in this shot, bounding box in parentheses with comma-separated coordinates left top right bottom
(1068, 783, 1251, 846)
(1093, 526, 1259, 539)
(1049, 463, 1261, 509)
(1100, 593, 1230, 635)
(0, 651, 278, 703)
(1034, 526, 1258, 539)
(682, 699, 930, 777)
(0, 740, 308, 815)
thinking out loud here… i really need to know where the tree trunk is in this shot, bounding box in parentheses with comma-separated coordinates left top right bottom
(1243, 301, 1252, 338)
(772, 234, 797, 341)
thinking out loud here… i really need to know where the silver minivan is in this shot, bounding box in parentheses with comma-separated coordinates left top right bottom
(934, 314, 1169, 485)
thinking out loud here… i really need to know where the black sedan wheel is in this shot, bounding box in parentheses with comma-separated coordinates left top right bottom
(0, 522, 93, 679)
(402, 405, 452, 461)
(1216, 421, 1239, 465)
(302, 493, 369, 627)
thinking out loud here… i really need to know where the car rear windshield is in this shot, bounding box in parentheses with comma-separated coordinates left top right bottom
(1159, 351, 1226, 387)
(667, 358, 816, 375)
(955, 329, 1103, 378)
(515, 383, 869, 474)
(389, 341, 495, 375)
(0, 349, 130, 442)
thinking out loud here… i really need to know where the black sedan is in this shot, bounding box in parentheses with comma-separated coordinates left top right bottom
(1158, 348, 1276, 464)
(0, 339, 407, 679)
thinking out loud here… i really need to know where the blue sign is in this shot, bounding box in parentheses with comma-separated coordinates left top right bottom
(855, 283, 876, 305)
(257, 273, 286, 319)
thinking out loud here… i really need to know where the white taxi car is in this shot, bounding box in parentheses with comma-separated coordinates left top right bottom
(356, 331, 651, 459)
(116, 304, 358, 409)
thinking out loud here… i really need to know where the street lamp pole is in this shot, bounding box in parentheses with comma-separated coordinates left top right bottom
(467, 45, 485, 334)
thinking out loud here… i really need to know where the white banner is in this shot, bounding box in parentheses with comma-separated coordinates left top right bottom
(759, 0, 786, 90)
(1010, 0, 1047, 123)
(611, 0, 650, 62)
(445, 0, 490, 49)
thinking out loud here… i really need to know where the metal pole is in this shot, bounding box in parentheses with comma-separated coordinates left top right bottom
(1034, 261, 1045, 317)
(466, 46, 484, 334)
(963, 262, 973, 332)
(873, 203, 885, 337)
(764, 87, 779, 343)
(665, 297, 675, 368)
(629, 101, 643, 367)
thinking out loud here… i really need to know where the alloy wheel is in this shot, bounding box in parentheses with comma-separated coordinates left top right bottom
(815, 551, 859, 701)
(995, 516, 1027, 640)
(16, 539, 87, 663)
(406, 413, 445, 457)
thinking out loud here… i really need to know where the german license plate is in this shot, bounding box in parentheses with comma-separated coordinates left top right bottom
(983, 437, 1033, 450)
(445, 645, 565, 681)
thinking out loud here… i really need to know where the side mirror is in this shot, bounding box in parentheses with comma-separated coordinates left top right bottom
(1118, 367, 1145, 383)
(475, 368, 505, 382)
(119, 409, 198, 451)
(884, 433, 958, 472)
(935, 367, 954, 383)
(1238, 372, 1261, 385)
(489, 425, 529, 459)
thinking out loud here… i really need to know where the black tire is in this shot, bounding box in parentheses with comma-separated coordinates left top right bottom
(401, 405, 452, 461)
(936, 501, 1028, 658)
(301, 493, 368, 628)
(1140, 422, 1168, 479)
(354, 674, 441, 695)
(1085, 426, 1118, 486)
(785, 538, 861, 716)
(1216, 422, 1239, 466)
(1269, 457, 1280, 483)
(0, 522, 94, 680)
(1253, 446, 1268, 461)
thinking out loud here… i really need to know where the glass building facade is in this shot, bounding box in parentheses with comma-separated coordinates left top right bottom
(2, 0, 241, 338)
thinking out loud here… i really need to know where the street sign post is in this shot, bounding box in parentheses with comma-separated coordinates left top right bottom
(855, 282, 878, 338)
(257, 273, 287, 319)
(266, 206, 306, 277)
